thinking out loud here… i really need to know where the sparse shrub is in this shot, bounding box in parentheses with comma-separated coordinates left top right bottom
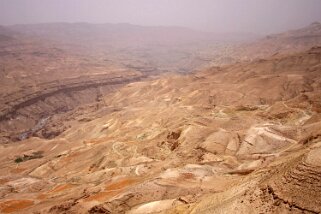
(14, 157, 24, 163)
(14, 151, 44, 163)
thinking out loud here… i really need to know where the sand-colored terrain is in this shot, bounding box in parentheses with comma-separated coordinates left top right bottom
(0, 23, 321, 213)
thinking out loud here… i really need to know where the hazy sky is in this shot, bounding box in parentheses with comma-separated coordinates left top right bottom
(1, 0, 321, 34)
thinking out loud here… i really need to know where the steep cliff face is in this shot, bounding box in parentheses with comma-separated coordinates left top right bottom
(0, 74, 146, 143)
(0, 27, 146, 143)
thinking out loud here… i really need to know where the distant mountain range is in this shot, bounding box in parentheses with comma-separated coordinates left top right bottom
(1, 22, 321, 73)
(6, 22, 260, 45)
(236, 22, 321, 60)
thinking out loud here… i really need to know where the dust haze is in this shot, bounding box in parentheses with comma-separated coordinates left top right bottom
(1, 1, 321, 214)
(1, 0, 321, 34)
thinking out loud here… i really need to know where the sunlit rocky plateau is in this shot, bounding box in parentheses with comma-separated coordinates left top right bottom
(0, 22, 321, 213)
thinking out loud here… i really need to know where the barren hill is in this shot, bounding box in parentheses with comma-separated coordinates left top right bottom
(232, 22, 321, 61)
(0, 43, 320, 213)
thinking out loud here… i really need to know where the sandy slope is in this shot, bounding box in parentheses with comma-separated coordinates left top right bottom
(0, 46, 320, 213)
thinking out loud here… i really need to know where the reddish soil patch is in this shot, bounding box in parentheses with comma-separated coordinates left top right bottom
(179, 172, 195, 180)
(49, 184, 74, 193)
(0, 200, 34, 213)
(37, 184, 74, 200)
(83, 178, 140, 202)
(105, 178, 139, 191)
(0, 178, 9, 185)
(37, 193, 47, 200)
(10, 167, 27, 174)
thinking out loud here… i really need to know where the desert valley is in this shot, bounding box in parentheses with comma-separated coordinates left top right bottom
(0, 12, 321, 214)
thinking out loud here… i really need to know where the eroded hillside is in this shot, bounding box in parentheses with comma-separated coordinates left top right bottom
(0, 28, 147, 143)
(0, 45, 320, 213)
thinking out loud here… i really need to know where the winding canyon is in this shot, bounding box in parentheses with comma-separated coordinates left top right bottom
(0, 22, 321, 214)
